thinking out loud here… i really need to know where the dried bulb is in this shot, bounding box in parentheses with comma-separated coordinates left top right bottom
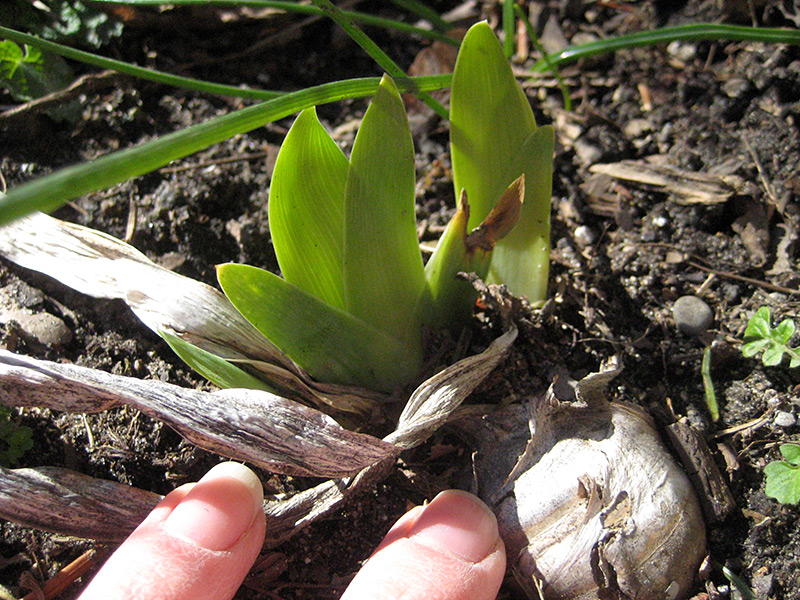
(460, 362, 706, 600)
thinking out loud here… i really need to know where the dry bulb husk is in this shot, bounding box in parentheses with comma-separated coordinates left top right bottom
(459, 359, 707, 600)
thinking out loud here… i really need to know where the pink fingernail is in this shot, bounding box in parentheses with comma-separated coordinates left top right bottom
(408, 490, 499, 563)
(164, 462, 263, 551)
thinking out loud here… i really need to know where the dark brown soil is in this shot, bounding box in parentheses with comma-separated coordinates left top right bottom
(1, 1, 799, 599)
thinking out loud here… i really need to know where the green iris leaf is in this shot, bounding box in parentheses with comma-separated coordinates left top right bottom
(217, 263, 421, 392)
(269, 107, 348, 309)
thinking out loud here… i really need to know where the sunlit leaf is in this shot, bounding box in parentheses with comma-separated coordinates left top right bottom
(487, 125, 554, 302)
(449, 22, 553, 302)
(450, 21, 536, 228)
(343, 74, 425, 342)
(0, 40, 72, 101)
(765, 444, 800, 505)
(269, 107, 348, 309)
(217, 263, 421, 392)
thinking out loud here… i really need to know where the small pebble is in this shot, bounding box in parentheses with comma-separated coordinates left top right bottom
(672, 295, 714, 336)
(773, 411, 796, 428)
(2, 308, 73, 347)
(573, 225, 596, 247)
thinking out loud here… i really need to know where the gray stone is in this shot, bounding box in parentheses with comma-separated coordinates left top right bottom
(773, 411, 796, 428)
(1, 307, 73, 347)
(672, 296, 714, 336)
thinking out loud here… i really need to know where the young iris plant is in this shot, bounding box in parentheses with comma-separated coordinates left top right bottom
(166, 22, 554, 395)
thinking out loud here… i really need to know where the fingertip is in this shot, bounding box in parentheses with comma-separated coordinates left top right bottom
(164, 461, 265, 551)
(342, 490, 506, 600)
(408, 490, 501, 564)
(79, 462, 266, 600)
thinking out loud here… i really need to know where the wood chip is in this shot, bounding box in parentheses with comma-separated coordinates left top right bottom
(590, 161, 743, 205)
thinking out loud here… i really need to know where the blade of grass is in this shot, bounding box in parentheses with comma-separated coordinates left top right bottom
(217, 264, 421, 391)
(0, 26, 282, 100)
(0, 73, 451, 226)
(502, 0, 515, 59)
(531, 24, 800, 72)
(343, 75, 425, 344)
(95, 0, 459, 46)
(269, 107, 348, 309)
(514, 3, 572, 111)
(309, 0, 448, 119)
(388, 0, 451, 32)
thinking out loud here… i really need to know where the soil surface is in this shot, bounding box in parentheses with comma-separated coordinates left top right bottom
(1, 1, 799, 599)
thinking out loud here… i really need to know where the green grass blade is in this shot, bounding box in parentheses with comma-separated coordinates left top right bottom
(502, 0, 515, 58)
(0, 26, 282, 100)
(161, 330, 277, 392)
(217, 264, 422, 392)
(388, 0, 451, 32)
(531, 24, 800, 72)
(343, 75, 425, 343)
(269, 107, 348, 309)
(488, 125, 554, 302)
(0, 73, 451, 227)
(514, 4, 572, 111)
(450, 21, 537, 230)
(308, 0, 448, 118)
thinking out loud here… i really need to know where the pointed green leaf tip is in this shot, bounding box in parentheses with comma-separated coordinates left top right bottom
(269, 107, 348, 309)
(161, 330, 277, 392)
(343, 74, 425, 344)
(450, 21, 554, 302)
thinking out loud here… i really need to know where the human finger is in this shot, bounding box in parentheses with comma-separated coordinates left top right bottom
(78, 462, 266, 600)
(341, 490, 506, 600)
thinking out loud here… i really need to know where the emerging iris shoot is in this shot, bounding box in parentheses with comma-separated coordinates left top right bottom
(165, 23, 554, 396)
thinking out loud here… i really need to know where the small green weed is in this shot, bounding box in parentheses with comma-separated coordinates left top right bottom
(764, 444, 800, 505)
(0, 406, 33, 466)
(0, 0, 122, 48)
(0, 39, 73, 102)
(741, 307, 800, 368)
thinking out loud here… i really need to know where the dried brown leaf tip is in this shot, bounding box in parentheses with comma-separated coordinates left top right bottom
(465, 174, 524, 253)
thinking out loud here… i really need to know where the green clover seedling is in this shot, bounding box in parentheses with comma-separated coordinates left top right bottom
(764, 444, 800, 505)
(741, 307, 800, 368)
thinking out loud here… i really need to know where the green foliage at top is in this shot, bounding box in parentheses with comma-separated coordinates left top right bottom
(0, 0, 122, 48)
(0, 40, 73, 101)
(742, 307, 800, 368)
(171, 22, 552, 394)
(764, 444, 800, 505)
(0, 406, 33, 467)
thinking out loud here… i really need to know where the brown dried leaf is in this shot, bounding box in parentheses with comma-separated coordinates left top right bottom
(0, 466, 161, 541)
(0, 351, 397, 478)
(0, 213, 383, 415)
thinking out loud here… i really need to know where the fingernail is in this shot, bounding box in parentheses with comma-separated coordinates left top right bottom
(408, 490, 500, 563)
(164, 462, 263, 551)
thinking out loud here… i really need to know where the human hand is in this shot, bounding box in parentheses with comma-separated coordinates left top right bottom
(78, 462, 505, 600)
